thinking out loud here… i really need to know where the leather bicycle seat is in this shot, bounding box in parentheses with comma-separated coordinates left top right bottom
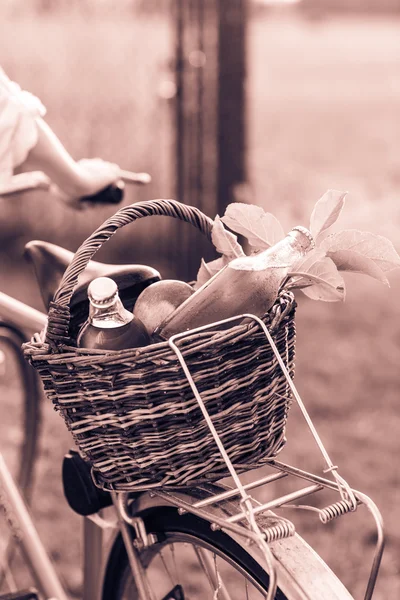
(24, 241, 161, 335)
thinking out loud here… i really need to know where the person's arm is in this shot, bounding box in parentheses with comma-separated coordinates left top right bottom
(0, 68, 120, 204)
(24, 117, 120, 201)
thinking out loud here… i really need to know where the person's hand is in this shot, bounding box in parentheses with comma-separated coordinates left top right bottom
(51, 158, 121, 209)
(0, 171, 51, 197)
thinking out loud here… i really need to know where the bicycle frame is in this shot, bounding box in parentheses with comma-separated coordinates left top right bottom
(0, 453, 68, 600)
(0, 292, 106, 600)
(0, 293, 47, 336)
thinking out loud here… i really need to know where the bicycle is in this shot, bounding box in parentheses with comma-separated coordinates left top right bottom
(2, 195, 385, 600)
(0, 169, 151, 500)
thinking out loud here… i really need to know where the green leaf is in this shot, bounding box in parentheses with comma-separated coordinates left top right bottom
(221, 203, 285, 250)
(326, 249, 389, 285)
(320, 229, 400, 272)
(288, 256, 346, 302)
(194, 257, 226, 290)
(310, 189, 347, 243)
(290, 247, 327, 273)
(211, 215, 245, 258)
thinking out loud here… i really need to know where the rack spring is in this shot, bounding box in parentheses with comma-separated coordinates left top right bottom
(263, 518, 295, 543)
(319, 499, 356, 524)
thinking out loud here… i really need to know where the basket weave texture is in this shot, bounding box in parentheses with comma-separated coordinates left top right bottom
(23, 200, 297, 491)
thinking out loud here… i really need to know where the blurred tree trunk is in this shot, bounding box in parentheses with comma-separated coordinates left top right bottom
(173, 0, 247, 280)
(217, 0, 247, 212)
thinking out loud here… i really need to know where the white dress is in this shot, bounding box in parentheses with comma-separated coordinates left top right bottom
(0, 68, 46, 184)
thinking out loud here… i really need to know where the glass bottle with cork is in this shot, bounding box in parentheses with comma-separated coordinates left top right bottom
(77, 276, 150, 350)
(155, 226, 315, 340)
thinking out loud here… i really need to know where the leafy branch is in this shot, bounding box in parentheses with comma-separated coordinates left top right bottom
(195, 189, 400, 302)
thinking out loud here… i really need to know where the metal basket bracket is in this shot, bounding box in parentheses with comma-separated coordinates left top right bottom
(163, 311, 384, 600)
(167, 312, 356, 507)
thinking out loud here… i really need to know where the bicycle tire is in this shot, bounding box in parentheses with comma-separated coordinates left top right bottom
(102, 507, 288, 600)
(101, 490, 354, 600)
(0, 323, 41, 497)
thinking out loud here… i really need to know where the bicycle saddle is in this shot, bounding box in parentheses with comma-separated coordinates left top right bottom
(24, 240, 161, 335)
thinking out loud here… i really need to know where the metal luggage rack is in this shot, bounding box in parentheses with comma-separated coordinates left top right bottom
(148, 313, 385, 600)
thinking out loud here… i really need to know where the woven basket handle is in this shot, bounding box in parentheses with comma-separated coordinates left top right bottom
(45, 199, 214, 347)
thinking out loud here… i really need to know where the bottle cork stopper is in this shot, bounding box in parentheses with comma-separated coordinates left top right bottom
(291, 226, 315, 249)
(88, 277, 118, 306)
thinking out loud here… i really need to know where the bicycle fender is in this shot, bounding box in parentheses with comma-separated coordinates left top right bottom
(123, 486, 354, 600)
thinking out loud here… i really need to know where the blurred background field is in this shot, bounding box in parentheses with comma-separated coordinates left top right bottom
(1, 1, 400, 598)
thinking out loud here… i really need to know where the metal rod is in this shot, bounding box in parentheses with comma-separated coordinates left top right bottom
(111, 492, 153, 600)
(168, 334, 254, 503)
(194, 547, 232, 600)
(82, 517, 103, 600)
(193, 472, 288, 509)
(355, 491, 385, 600)
(241, 315, 344, 475)
(241, 314, 357, 508)
(270, 460, 355, 494)
(0, 292, 47, 334)
(0, 453, 69, 600)
(226, 485, 323, 524)
(269, 461, 384, 600)
(154, 490, 265, 543)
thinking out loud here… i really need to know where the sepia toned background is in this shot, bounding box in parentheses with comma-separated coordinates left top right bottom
(0, 0, 400, 598)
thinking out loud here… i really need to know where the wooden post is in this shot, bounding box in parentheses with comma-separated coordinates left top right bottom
(217, 0, 247, 214)
(174, 0, 247, 280)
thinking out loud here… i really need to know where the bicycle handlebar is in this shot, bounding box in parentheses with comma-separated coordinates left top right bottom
(78, 171, 152, 206)
(79, 181, 125, 205)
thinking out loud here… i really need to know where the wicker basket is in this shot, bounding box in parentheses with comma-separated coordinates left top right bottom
(23, 199, 297, 491)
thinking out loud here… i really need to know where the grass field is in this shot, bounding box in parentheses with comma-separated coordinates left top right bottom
(1, 7, 400, 599)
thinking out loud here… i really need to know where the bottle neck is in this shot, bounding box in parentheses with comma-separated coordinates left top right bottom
(262, 228, 314, 267)
(88, 295, 132, 328)
(230, 227, 314, 272)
